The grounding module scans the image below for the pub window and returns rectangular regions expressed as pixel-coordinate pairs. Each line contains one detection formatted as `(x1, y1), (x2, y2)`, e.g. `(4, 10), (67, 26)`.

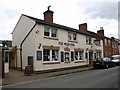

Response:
(75, 51), (78, 60)
(44, 27), (50, 37)
(43, 49), (58, 61)
(86, 36), (92, 44)
(37, 51), (42, 60)
(51, 28), (57, 38)
(75, 51), (83, 60)
(52, 50), (58, 61)
(43, 49), (50, 61)
(68, 32), (72, 41)
(89, 38), (92, 44)
(79, 51), (83, 60)
(73, 33), (77, 41)
(68, 32), (77, 41)
(44, 26), (58, 38)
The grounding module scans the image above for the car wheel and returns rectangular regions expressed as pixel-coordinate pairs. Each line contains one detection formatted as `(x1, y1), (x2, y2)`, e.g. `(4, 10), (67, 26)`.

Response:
(105, 64), (109, 69)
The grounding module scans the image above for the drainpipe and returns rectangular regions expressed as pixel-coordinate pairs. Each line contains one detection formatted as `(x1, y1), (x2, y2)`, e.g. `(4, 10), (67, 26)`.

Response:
(20, 23), (37, 71)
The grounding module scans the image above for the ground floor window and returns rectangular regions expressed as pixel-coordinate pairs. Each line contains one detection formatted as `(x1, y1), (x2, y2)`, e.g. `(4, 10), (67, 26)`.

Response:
(43, 49), (58, 61)
(52, 50), (58, 61)
(75, 51), (83, 60)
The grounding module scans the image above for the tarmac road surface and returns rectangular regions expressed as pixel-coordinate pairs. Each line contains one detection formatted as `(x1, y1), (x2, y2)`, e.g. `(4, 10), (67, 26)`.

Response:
(3, 66), (119, 88)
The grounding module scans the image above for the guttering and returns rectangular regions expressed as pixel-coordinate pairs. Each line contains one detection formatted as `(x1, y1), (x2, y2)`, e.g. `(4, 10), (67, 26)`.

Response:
(20, 23), (37, 71)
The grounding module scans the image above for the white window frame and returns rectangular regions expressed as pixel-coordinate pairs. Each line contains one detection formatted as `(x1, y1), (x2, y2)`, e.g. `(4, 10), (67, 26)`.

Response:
(75, 51), (83, 61)
(68, 32), (77, 41)
(44, 26), (58, 38)
(43, 49), (59, 61)
(86, 36), (92, 44)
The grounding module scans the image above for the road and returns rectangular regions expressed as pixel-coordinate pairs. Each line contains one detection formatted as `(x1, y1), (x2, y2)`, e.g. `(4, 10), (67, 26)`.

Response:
(3, 66), (119, 88)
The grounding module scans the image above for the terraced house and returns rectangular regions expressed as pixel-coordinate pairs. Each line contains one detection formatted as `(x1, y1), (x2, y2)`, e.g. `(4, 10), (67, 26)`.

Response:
(11, 7), (103, 72)
(97, 29), (119, 58)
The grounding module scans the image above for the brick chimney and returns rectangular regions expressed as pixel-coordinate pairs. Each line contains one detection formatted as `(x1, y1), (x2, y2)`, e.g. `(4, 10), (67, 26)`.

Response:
(43, 6), (54, 23)
(79, 23), (87, 32)
(97, 27), (104, 36)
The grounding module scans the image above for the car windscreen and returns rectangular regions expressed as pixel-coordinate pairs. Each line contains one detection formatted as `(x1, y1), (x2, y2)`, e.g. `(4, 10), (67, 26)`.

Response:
(94, 58), (103, 61)
(111, 57), (117, 60)
(103, 58), (108, 61)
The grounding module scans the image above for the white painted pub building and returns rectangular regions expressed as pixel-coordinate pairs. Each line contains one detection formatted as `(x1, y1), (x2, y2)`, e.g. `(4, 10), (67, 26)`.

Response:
(11, 7), (103, 71)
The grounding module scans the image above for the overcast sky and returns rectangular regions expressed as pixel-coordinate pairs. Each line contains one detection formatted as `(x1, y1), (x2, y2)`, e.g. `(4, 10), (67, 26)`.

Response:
(0, 0), (119, 40)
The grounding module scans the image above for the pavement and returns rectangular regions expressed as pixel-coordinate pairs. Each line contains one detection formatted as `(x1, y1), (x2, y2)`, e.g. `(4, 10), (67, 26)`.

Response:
(2, 65), (93, 87)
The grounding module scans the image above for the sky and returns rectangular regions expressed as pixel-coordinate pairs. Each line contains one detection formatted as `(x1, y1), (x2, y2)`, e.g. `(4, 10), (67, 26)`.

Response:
(0, 0), (119, 40)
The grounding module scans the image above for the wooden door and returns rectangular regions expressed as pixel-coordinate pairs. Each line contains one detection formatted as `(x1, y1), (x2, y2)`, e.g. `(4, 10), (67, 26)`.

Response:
(28, 56), (33, 71)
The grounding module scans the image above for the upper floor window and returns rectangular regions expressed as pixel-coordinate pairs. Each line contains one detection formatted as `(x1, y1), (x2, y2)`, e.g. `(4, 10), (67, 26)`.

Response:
(44, 27), (50, 36)
(94, 39), (101, 46)
(105, 39), (107, 46)
(86, 36), (92, 44)
(108, 39), (111, 46)
(51, 28), (57, 37)
(112, 41), (114, 48)
(68, 32), (77, 41)
(44, 26), (57, 38)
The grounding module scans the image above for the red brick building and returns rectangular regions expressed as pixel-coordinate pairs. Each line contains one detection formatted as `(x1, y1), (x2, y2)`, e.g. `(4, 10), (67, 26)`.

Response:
(97, 28), (119, 58)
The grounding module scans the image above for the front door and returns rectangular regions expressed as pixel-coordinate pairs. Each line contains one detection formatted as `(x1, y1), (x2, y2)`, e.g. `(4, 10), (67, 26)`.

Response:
(65, 52), (69, 62)
(28, 56), (33, 71)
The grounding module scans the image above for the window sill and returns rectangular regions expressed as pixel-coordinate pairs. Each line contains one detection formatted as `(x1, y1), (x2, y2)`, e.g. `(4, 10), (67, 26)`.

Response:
(64, 61), (71, 63)
(95, 44), (101, 46)
(74, 60), (84, 63)
(43, 61), (60, 65)
(44, 36), (59, 40)
(68, 40), (78, 43)
(86, 43), (92, 45)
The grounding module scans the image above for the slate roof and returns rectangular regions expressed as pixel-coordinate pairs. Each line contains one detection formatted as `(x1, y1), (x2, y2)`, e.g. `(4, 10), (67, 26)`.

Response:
(23, 14), (103, 39)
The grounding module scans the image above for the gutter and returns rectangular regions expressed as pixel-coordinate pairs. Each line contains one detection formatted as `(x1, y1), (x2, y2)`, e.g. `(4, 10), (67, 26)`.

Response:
(20, 23), (37, 71)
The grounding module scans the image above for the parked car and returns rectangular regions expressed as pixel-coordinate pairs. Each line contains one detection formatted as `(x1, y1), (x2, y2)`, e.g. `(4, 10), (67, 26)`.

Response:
(93, 57), (115, 69)
(111, 55), (120, 66)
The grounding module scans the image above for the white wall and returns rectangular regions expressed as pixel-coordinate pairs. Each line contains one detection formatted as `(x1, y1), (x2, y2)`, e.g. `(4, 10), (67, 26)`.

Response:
(12, 15), (103, 71)
(22, 25), (36, 69)
(32, 24), (103, 71)
(12, 15), (35, 68)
